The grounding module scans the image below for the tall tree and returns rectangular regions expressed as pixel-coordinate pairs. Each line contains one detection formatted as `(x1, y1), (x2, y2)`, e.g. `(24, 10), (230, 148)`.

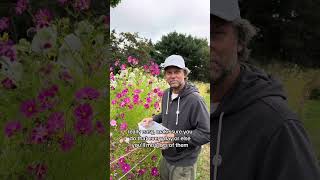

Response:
(155, 32), (210, 82)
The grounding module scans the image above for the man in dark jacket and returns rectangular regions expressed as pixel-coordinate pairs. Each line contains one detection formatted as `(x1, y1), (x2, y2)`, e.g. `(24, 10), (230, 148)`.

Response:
(142, 54), (210, 180)
(211, 0), (320, 180)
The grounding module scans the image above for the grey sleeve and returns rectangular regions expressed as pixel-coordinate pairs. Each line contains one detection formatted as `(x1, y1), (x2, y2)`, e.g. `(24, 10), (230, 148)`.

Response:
(175, 97), (210, 146)
(256, 119), (320, 180)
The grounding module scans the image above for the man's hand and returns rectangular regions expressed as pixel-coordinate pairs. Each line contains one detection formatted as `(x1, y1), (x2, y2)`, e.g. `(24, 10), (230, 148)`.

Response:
(141, 117), (153, 127)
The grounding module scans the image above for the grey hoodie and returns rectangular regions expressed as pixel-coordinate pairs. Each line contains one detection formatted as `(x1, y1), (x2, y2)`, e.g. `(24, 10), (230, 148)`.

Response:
(211, 63), (320, 180)
(153, 82), (210, 166)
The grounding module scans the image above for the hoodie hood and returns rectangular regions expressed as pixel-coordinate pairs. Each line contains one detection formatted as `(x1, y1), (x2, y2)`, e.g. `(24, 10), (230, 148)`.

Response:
(212, 63), (287, 118)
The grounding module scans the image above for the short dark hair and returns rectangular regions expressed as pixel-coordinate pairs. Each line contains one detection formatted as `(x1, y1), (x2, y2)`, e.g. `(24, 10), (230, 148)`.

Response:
(232, 18), (257, 62)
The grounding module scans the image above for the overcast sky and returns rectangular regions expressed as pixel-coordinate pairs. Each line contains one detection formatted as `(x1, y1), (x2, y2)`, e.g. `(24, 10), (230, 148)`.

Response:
(111, 0), (210, 43)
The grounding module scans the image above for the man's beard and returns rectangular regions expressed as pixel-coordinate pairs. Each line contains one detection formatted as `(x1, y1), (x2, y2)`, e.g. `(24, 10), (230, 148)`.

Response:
(211, 58), (237, 85)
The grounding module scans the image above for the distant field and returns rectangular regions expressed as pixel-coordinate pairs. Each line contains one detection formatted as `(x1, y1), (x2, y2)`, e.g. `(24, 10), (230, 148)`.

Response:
(258, 62), (320, 159)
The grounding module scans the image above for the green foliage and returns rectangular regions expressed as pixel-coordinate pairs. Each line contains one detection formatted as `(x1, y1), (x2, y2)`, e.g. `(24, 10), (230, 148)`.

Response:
(155, 32), (210, 82)
(0, 2), (108, 179)
(240, 0), (320, 67)
(110, 0), (122, 8)
(110, 30), (157, 65)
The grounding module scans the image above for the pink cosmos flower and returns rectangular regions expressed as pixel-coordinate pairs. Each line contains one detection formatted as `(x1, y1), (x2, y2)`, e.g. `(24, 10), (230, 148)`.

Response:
(120, 101), (126, 108)
(138, 168), (146, 176)
(59, 133), (75, 152)
(74, 119), (93, 135)
(75, 87), (100, 100)
(144, 103), (150, 109)
(127, 56), (139, 65)
(153, 88), (160, 93)
(15, 0), (28, 15)
(114, 60), (120, 66)
(151, 155), (158, 162)
(110, 119), (117, 127)
(38, 85), (59, 110)
(116, 93), (122, 99)
(121, 163), (131, 173)
(123, 97), (130, 104)
(120, 64), (126, 70)
(151, 167), (159, 176)
(149, 61), (160, 76)
(20, 99), (38, 118)
(0, 39), (17, 62)
(31, 125), (48, 144)
(154, 101), (160, 109)
(46, 112), (64, 134)
(121, 88), (128, 95)
(111, 100), (117, 105)
(74, 103), (93, 121)
(133, 95), (140, 104)
(34, 9), (52, 29)
(1, 77), (16, 89)
(146, 97), (152, 103)
(118, 157), (126, 165)
(0, 17), (9, 32)
(4, 120), (21, 137)
(133, 89), (141, 94)
(120, 122), (128, 131)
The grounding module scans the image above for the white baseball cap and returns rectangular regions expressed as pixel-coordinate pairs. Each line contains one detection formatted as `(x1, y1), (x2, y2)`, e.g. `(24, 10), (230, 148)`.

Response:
(211, 0), (241, 21)
(160, 55), (191, 73)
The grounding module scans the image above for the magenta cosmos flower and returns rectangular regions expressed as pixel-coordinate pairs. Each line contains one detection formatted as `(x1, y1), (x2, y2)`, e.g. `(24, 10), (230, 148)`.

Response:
(46, 112), (64, 134)
(1, 77), (16, 89)
(151, 167), (159, 176)
(0, 39), (17, 62)
(138, 168), (146, 176)
(75, 87), (100, 100)
(38, 85), (59, 110)
(121, 163), (131, 173)
(74, 119), (93, 135)
(31, 125), (48, 144)
(74, 103), (93, 121)
(120, 122), (128, 131)
(15, 0), (28, 15)
(59, 133), (75, 152)
(4, 120), (21, 137)
(20, 99), (38, 118)
(34, 9), (52, 29)
(0, 17), (9, 32)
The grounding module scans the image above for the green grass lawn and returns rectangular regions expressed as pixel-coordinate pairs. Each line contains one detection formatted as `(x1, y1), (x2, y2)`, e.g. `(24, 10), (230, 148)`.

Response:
(302, 100), (320, 159)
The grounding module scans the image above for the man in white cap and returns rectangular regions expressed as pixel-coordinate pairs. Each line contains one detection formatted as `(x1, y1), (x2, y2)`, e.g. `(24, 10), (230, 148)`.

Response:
(211, 0), (320, 180)
(142, 55), (210, 180)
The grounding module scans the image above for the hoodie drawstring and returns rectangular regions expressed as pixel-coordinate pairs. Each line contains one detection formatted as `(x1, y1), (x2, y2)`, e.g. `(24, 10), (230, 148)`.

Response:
(165, 91), (180, 125)
(214, 112), (224, 180)
(165, 91), (170, 114)
(175, 97), (180, 125)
